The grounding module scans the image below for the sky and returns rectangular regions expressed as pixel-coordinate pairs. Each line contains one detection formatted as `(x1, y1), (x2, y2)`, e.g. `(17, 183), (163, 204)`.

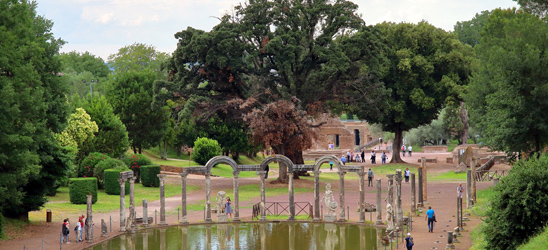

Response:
(36, 0), (519, 61)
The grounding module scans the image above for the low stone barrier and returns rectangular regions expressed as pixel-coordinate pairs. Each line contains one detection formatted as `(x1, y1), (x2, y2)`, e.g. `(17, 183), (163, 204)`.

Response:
(417, 158), (437, 163)
(422, 145), (448, 153)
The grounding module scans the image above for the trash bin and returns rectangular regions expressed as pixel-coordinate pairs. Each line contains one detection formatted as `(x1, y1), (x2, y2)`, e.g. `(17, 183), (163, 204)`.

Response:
(46, 209), (52, 222)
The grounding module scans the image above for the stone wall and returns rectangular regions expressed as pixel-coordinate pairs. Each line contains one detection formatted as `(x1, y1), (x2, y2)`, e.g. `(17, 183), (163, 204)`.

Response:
(422, 145), (448, 153)
(309, 115), (372, 151)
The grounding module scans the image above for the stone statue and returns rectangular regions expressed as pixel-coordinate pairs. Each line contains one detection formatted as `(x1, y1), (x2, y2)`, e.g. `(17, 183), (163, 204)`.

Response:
(385, 198), (394, 230)
(321, 183), (338, 216)
(216, 191), (226, 215)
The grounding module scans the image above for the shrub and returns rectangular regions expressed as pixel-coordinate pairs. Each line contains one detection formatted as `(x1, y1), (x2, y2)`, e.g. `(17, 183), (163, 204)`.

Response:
(0, 213), (3, 238)
(123, 154), (153, 183)
(78, 152), (110, 177)
(69, 178), (98, 204)
(94, 158), (127, 189)
(140, 165), (161, 187)
(193, 137), (222, 165)
(484, 154), (548, 249)
(104, 169), (130, 195)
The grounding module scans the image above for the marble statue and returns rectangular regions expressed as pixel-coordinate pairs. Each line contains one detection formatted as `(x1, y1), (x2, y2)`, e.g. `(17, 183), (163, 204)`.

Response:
(216, 191), (226, 215)
(321, 183), (338, 216)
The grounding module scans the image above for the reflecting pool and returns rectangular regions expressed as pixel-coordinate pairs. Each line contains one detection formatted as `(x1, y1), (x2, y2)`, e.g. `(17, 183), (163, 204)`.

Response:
(87, 222), (383, 250)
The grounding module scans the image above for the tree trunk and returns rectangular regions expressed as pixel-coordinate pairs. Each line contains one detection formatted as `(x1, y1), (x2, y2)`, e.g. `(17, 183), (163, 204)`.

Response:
(162, 141), (168, 160)
(390, 128), (405, 163)
(460, 101), (469, 145)
(132, 145), (137, 154)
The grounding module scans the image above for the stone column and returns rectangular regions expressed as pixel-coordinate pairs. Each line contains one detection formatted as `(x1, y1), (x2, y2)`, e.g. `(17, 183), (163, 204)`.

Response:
(375, 179), (383, 225)
(422, 157), (427, 203)
(259, 171), (267, 222)
(411, 173), (416, 215)
(143, 199), (148, 227)
(494, 177), (500, 186)
(101, 219), (107, 237)
(456, 196), (460, 229)
(288, 172), (295, 221)
(129, 177), (136, 230)
(86, 194), (93, 243)
(358, 170), (366, 223)
(338, 171), (346, 222)
(313, 170), (321, 221)
(118, 178), (126, 232)
(395, 170), (403, 230)
(233, 171), (241, 222)
(205, 173), (212, 223)
(387, 174), (394, 206)
(157, 174), (167, 225)
(466, 170), (472, 208)
(180, 173), (188, 224)
(471, 157), (477, 203)
(446, 231), (454, 249)
(418, 167), (423, 207)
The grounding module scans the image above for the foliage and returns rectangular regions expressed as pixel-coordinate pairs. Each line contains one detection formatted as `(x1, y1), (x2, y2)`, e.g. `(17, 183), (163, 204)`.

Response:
(454, 10), (490, 48)
(140, 165), (161, 187)
(75, 96), (130, 161)
(69, 178), (98, 204)
(465, 8), (548, 156)
(356, 21), (475, 162)
(405, 109), (449, 146)
(514, 0), (548, 17)
(55, 108), (98, 150)
(0, 0), (71, 217)
(484, 154), (548, 249)
(93, 158), (126, 188)
(123, 154), (153, 183)
(107, 43), (169, 78)
(517, 225), (548, 249)
(104, 169), (130, 195)
(107, 71), (169, 154)
(78, 152), (110, 177)
(192, 137), (222, 165)
(58, 51), (110, 98)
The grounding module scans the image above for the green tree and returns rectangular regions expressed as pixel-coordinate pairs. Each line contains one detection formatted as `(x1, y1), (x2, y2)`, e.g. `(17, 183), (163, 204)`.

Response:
(356, 21), (474, 163)
(192, 137), (222, 165)
(454, 10), (491, 48)
(465, 8), (548, 156)
(107, 71), (169, 154)
(108, 43), (169, 79)
(514, 0), (548, 17)
(58, 51), (110, 99)
(0, 0), (71, 217)
(55, 108), (98, 149)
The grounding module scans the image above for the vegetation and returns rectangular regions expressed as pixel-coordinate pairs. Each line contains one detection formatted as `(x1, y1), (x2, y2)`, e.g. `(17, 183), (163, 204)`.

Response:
(141, 165), (162, 187)
(93, 158), (127, 188)
(69, 178), (98, 204)
(123, 154), (153, 183)
(104, 169), (130, 195)
(78, 152), (111, 177)
(192, 137), (222, 165)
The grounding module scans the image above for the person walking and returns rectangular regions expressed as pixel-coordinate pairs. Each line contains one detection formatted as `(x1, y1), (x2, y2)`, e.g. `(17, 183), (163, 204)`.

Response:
(225, 197), (233, 220)
(425, 206), (436, 232)
(341, 155), (347, 165)
(367, 168), (374, 187)
(457, 183), (464, 198)
(405, 233), (414, 250)
(371, 150), (376, 164)
(408, 145), (413, 157)
(361, 150), (365, 163)
(265, 165), (270, 179)
(61, 218), (69, 244)
(76, 217), (83, 242)
(404, 168), (410, 183)
(381, 151), (387, 164)
(402, 145), (406, 157)
(329, 161), (333, 171)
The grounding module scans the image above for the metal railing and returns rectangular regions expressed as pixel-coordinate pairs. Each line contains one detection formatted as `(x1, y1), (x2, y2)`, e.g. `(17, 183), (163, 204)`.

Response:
(252, 202), (313, 219)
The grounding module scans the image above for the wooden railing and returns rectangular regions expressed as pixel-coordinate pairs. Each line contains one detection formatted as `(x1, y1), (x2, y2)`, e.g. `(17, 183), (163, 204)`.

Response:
(355, 138), (380, 151)
(252, 202), (313, 219)
(475, 170), (508, 181)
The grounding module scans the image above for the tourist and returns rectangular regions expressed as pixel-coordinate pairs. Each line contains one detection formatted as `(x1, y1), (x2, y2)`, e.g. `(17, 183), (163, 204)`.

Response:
(381, 151), (387, 164)
(355, 153), (361, 163)
(408, 145), (413, 156)
(329, 161), (333, 171)
(425, 206), (436, 233)
(402, 145), (406, 157)
(367, 168), (374, 187)
(328, 142), (331, 150)
(61, 218), (69, 244)
(346, 151), (351, 162)
(265, 165), (270, 179)
(371, 150), (376, 164)
(350, 151), (354, 163)
(404, 168), (410, 183)
(341, 155), (346, 165)
(457, 183), (464, 198)
(76, 217), (82, 242)
(225, 197), (232, 220)
(361, 150), (365, 163)
(78, 214), (85, 241)
(405, 233), (414, 250)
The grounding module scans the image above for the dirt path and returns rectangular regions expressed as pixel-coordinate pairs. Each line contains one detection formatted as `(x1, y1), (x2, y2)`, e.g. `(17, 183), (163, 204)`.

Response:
(0, 151), (500, 250)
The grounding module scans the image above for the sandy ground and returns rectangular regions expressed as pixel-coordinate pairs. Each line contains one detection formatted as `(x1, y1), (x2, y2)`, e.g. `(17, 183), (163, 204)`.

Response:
(0, 150), (509, 250)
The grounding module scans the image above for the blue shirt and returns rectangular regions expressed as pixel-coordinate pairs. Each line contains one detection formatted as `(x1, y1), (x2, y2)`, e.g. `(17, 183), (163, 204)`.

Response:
(341, 157), (346, 163)
(426, 209), (435, 218)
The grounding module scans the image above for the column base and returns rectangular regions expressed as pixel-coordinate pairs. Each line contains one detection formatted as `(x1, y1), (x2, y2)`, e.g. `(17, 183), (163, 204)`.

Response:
(179, 221), (188, 225)
(233, 218), (241, 222)
(358, 220), (365, 223)
(205, 218), (213, 223)
(119, 228), (126, 232)
(260, 217), (267, 222)
(445, 244), (455, 249)
(159, 221), (168, 226)
(312, 218), (322, 222)
(375, 220), (384, 226)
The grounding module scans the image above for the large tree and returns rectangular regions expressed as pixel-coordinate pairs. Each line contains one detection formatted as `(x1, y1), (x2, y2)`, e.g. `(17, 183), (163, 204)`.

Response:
(514, 0), (548, 17)
(165, 0), (383, 182)
(58, 51), (111, 98)
(356, 21), (474, 163)
(108, 43), (170, 79)
(107, 71), (168, 154)
(0, 0), (70, 217)
(465, 8), (548, 156)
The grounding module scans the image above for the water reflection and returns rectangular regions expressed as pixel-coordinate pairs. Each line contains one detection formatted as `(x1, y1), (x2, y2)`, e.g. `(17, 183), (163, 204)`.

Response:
(88, 223), (382, 250)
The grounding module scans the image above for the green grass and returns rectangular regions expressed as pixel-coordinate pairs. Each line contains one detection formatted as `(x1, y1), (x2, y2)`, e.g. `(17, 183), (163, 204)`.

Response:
(428, 171), (467, 181)
(1, 217), (35, 240)
(33, 182), (200, 221)
(517, 226), (548, 249)
(468, 187), (496, 250)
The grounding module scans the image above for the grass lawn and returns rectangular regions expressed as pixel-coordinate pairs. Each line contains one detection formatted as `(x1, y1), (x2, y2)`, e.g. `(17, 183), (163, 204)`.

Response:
(469, 187), (496, 250)
(31, 183), (200, 221)
(428, 171), (467, 182)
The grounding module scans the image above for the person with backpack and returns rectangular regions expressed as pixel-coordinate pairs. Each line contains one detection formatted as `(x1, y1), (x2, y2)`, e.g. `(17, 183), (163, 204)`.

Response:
(405, 233), (414, 249)
(402, 145), (406, 157)
(61, 218), (69, 244)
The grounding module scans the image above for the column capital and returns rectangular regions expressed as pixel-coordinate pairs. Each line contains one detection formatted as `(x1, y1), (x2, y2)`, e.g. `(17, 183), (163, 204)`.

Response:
(128, 176), (136, 183)
(232, 171), (240, 178)
(179, 172), (188, 178)
(313, 170), (321, 176)
(338, 170), (346, 177)
(358, 171), (366, 178)
(118, 178), (126, 185)
(257, 171), (266, 177)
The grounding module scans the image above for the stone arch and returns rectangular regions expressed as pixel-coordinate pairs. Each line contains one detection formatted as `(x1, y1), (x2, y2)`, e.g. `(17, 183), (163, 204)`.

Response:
(313, 155), (346, 172)
(260, 154), (294, 172)
(204, 156), (238, 174)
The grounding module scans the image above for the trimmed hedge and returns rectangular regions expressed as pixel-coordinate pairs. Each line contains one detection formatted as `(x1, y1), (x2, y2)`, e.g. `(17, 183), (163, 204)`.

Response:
(94, 158), (127, 189)
(193, 137), (221, 165)
(69, 178), (98, 204)
(104, 169), (130, 195)
(141, 165), (161, 187)
(123, 154), (153, 183)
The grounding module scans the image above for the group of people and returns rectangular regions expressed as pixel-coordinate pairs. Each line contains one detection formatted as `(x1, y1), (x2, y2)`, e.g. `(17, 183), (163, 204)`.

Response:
(401, 145), (413, 157)
(340, 150), (388, 165)
(61, 214), (87, 244)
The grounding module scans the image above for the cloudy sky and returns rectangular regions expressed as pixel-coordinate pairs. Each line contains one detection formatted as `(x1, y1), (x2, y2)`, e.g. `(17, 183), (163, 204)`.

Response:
(36, 0), (518, 61)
